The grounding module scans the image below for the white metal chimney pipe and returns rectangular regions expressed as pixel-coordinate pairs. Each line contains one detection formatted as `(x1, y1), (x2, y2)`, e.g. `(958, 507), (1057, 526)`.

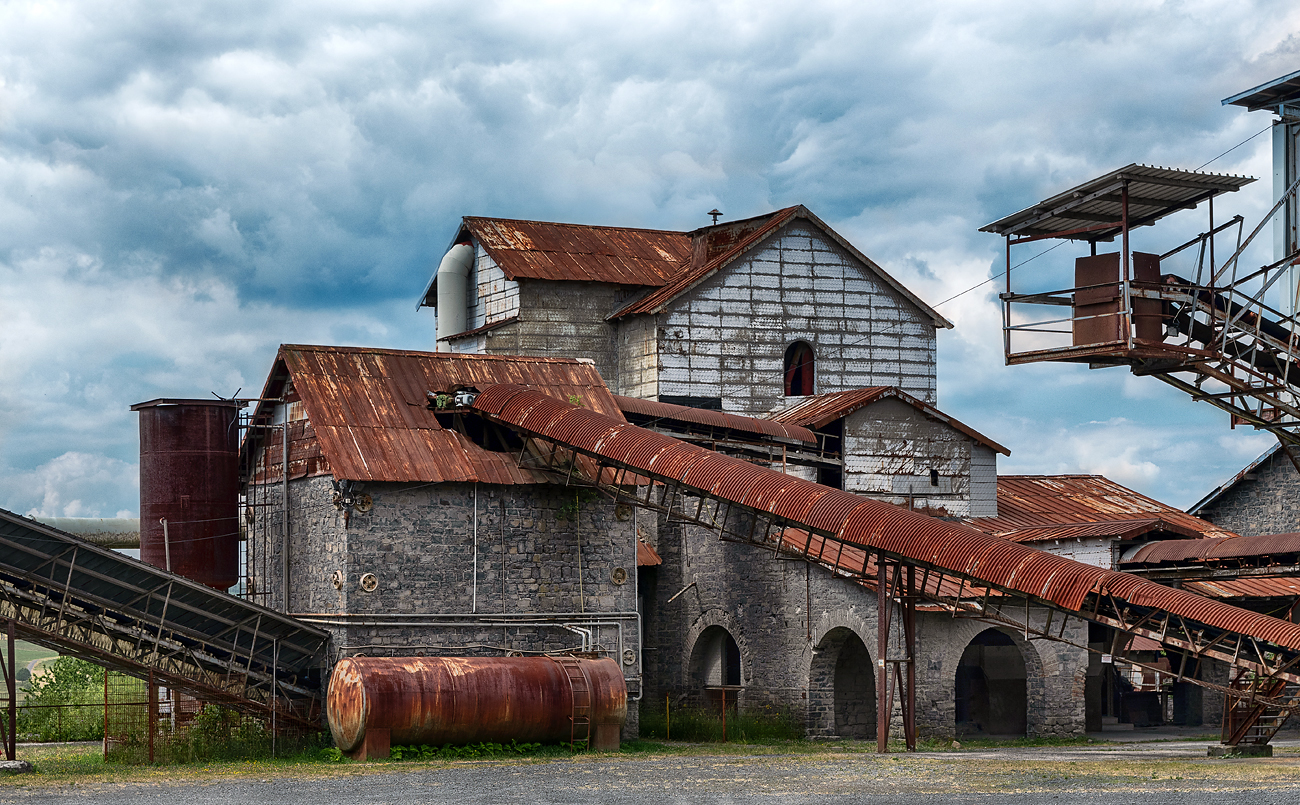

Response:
(434, 243), (475, 351)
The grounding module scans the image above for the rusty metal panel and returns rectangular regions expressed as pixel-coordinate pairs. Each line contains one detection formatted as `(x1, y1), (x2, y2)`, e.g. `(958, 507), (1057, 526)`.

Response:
(463, 217), (691, 286)
(327, 656), (626, 758)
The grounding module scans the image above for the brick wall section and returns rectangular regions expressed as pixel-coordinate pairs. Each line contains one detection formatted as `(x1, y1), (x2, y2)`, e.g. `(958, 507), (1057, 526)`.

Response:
(655, 222), (937, 415)
(640, 516), (1088, 739)
(1195, 449), (1300, 536)
(251, 477), (643, 737)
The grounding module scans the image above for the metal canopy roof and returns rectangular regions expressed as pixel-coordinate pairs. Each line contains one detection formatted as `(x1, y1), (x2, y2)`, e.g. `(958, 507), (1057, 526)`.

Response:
(1223, 69), (1300, 113)
(980, 164), (1254, 242)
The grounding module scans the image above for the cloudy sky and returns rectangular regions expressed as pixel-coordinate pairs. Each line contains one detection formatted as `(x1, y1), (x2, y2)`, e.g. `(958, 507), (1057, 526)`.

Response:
(2, 0), (1298, 518)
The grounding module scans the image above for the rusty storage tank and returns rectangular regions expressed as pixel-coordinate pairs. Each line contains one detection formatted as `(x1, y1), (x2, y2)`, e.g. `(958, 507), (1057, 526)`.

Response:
(327, 656), (627, 759)
(131, 398), (241, 591)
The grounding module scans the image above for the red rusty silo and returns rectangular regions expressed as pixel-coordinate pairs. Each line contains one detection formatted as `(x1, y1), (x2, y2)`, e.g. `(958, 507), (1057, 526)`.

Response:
(130, 398), (241, 591)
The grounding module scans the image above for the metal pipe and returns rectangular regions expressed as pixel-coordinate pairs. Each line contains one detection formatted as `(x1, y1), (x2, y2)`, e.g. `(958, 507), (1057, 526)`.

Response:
(160, 518), (171, 573)
(472, 483), (478, 614)
(281, 419), (289, 613)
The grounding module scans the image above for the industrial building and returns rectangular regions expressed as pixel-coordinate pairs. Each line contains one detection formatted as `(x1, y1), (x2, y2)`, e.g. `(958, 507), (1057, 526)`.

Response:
(11, 184), (1300, 762)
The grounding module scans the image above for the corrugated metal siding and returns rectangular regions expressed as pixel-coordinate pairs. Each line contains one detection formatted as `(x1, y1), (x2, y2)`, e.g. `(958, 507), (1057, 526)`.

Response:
(1125, 532), (1300, 564)
(473, 384), (1300, 652)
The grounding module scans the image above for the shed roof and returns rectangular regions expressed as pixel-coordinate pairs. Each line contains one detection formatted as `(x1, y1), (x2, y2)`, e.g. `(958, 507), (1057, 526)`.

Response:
(611, 206), (951, 328)
(1223, 70), (1300, 113)
(418, 218), (692, 307)
(250, 345), (623, 485)
(769, 387), (1009, 455)
(964, 475), (1237, 543)
(979, 164), (1254, 243)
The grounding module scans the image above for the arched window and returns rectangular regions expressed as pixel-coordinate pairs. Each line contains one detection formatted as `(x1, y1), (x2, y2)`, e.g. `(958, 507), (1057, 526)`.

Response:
(784, 341), (816, 396)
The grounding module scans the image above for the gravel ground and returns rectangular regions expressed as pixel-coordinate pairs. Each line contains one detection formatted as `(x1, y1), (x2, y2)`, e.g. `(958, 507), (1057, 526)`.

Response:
(6, 739), (1300, 804)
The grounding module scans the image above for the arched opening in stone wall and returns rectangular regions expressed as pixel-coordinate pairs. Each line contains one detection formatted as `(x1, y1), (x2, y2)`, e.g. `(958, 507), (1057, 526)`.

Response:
(810, 627), (876, 738)
(955, 628), (1027, 737)
(690, 625), (742, 712)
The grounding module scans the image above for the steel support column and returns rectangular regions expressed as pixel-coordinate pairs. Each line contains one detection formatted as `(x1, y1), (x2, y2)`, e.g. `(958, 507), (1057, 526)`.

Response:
(4, 619), (14, 762)
(876, 555), (890, 753)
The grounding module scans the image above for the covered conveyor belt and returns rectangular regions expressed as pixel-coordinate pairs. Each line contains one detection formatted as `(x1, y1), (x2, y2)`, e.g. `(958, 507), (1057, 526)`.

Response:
(0, 509), (330, 731)
(470, 384), (1300, 748)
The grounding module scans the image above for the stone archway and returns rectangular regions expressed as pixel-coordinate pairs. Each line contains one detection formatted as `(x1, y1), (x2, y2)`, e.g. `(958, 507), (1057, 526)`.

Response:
(689, 624), (743, 713)
(809, 626), (876, 738)
(955, 628), (1028, 737)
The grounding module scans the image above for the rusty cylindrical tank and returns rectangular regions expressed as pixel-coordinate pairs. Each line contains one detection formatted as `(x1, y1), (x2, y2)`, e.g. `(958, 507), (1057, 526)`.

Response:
(327, 656), (627, 759)
(131, 398), (241, 591)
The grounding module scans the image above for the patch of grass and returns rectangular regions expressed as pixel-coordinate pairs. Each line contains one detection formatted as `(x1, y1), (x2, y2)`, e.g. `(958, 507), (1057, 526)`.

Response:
(917, 735), (1099, 750)
(640, 704), (804, 743)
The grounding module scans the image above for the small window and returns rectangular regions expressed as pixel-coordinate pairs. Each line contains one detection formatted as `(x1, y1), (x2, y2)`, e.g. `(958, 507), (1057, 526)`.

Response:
(784, 341), (816, 396)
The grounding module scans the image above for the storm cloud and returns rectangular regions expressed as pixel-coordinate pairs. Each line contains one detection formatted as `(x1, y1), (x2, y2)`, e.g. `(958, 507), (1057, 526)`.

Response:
(3, 0), (1299, 515)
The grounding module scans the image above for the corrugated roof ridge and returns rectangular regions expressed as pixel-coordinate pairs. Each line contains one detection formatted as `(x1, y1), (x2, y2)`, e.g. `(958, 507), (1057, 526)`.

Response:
(610, 206), (801, 318)
(280, 344), (588, 366)
(462, 216), (689, 237)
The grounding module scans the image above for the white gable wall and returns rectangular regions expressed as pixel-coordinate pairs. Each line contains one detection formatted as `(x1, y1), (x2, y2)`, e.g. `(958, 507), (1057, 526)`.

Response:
(652, 222), (937, 416)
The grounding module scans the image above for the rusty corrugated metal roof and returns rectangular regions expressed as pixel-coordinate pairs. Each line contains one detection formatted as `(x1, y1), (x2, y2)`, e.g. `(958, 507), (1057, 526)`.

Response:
(463, 218), (691, 286)
(609, 206), (951, 328)
(964, 475), (1237, 543)
(769, 387), (1009, 455)
(1183, 577), (1300, 600)
(614, 395), (815, 444)
(637, 541), (662, 567)
(472, 384), (1300, 653)
(1124, 532), (1300, 565)
(251, 345), (624, 485)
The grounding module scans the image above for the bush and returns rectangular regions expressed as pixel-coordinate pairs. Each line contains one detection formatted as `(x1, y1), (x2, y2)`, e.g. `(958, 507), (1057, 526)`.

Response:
(640, 703), (804, 743)
(18, 657), (108, 742)
(389, 740), (545, 761)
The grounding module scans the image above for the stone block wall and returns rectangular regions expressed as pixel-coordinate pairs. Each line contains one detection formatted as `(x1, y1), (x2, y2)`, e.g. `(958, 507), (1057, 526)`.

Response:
(1195, 448), (1300, 536)
(250, 477), (643, 737)
(640, 513), (1089, 740)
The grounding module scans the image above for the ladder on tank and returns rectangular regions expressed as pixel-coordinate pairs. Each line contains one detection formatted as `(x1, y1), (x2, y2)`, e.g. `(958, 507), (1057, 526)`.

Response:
(556, 656), (591, 748)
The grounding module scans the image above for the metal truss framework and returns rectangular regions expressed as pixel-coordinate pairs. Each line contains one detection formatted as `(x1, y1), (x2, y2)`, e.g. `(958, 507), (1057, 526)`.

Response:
(0, 511), (330, 730)
(509, 434), (1300, 748)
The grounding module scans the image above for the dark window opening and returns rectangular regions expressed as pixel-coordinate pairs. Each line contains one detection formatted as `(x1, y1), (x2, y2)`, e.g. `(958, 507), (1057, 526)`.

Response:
(436, 412), (526, 454)
(784, 342), (816, 396)
(658, 395), (723, 410)
(930, 469), (940, 487)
